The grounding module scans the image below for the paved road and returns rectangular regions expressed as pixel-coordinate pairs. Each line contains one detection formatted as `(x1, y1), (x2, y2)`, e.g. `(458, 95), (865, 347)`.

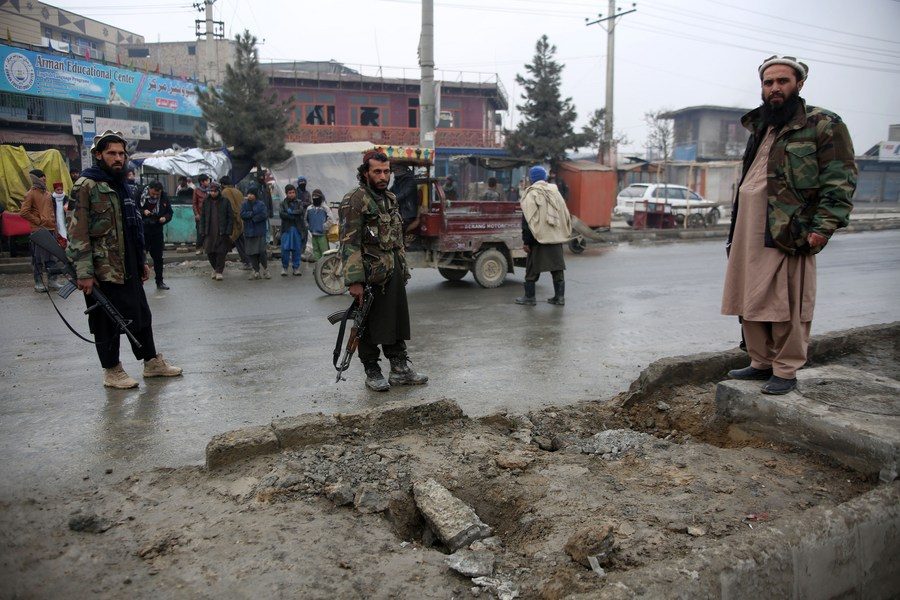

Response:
(1, 230), (898, 499)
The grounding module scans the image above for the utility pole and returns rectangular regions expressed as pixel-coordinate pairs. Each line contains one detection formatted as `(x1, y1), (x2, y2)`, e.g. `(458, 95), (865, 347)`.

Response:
(419, 0), (436, 149)
(193, 0), (223, 83)
(586, 2), (636, 166)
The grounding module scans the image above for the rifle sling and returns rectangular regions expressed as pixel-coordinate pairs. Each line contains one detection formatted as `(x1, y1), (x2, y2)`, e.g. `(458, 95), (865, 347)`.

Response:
(40, 274), (129, 347)
(333, 298), (357, 370)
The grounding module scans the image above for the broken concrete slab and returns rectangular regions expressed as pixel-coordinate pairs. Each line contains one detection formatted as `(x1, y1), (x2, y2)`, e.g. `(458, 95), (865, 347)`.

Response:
(205, 426), (280, 470)
(271, 413), (339, 450)
(446, 549), (495, 578)
(412, 478), (492, 552)
(207, 399), (466, 469)
(717, 365), (900, 481)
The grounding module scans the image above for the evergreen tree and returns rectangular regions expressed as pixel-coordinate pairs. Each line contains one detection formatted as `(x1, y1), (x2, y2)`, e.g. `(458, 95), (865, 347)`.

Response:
(196, 30), (292, 169)
(506, 35), (585, 166)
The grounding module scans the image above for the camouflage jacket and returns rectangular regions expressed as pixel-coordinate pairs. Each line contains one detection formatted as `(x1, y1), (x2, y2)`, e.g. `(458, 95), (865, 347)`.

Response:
(66, 177), (128, 283)
(728, 99), (857, 256)
(339, 185), (407, 286)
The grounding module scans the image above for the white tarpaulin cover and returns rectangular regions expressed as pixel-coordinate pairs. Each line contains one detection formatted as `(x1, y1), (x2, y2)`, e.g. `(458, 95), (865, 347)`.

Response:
(271, 141), (372, 207)
(136, 147), (232, 180)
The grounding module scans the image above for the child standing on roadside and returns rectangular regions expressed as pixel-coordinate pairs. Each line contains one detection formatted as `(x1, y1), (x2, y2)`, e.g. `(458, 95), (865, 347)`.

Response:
(306, 189), (331, 260)
(240, 190), (270, 279)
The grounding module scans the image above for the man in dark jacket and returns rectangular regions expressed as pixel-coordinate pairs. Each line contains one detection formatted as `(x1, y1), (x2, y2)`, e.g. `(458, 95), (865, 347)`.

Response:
(192, 174), (209, 254)
(279, 184), (307, 276)
(389, 164), (418, 231)
(200, 181), (233, 280)
(140, 181), (174, 290)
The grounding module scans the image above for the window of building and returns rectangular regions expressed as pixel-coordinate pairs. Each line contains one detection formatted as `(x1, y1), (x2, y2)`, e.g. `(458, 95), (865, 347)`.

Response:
(128, 48), (150, 58)
(349, 96), (389, 127)
(438, 110), (460, 128)
(43, 27), (53, 39)
(303, 104), (336, 126)
(26, 97), (45, 121)
(408, 97), (419, 128)
(60, 33), (70, 43)
(187, 45), (196, 56)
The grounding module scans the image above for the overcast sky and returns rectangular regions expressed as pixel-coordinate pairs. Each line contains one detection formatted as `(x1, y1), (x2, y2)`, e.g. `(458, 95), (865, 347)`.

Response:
(55, 0), (900, 154)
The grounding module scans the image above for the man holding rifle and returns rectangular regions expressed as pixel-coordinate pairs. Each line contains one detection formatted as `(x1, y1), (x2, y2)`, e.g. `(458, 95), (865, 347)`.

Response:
(338, 150), (427, 391)
(68, 130), (182, 389)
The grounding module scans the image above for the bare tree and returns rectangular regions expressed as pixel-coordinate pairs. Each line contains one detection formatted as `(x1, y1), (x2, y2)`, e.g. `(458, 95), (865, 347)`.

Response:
(582, 108), (630, 162)
(644, 110), (673, 182)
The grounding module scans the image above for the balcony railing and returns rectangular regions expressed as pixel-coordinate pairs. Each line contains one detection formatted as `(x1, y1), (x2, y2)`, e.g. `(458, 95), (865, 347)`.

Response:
(286, 126), (505, 149)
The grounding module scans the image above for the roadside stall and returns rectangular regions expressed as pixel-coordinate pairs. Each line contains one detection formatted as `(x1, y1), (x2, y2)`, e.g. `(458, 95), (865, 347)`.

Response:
(131, 147), (232, 244)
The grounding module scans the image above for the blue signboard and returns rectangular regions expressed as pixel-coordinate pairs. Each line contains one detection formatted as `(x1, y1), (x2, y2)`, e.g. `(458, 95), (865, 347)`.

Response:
(0, 43), (207, 118)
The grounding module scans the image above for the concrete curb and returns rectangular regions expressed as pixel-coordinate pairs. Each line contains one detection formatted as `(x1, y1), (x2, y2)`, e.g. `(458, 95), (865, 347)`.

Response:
(620, 321), (900, 408)
(587, 217), (900, 246)
(205, 398), (466, 469)
(593, 482), (900, 599)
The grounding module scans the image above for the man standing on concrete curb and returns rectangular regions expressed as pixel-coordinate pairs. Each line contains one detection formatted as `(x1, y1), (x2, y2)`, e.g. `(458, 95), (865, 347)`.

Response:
(516, 166), (572, 306)
(339, 150), (427, 392)
(68, 130), (183, 389)
(722, 56), (856, 395)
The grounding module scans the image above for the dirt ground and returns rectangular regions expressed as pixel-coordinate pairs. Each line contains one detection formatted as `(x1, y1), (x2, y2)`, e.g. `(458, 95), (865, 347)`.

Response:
(1, 340), (894, 599)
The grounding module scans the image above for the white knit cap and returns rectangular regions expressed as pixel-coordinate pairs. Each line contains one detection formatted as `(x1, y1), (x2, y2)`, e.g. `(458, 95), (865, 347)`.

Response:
(758, 55), (809, 81)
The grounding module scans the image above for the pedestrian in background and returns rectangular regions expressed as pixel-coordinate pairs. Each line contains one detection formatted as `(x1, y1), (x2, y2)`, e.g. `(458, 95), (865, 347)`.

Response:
(200, 181), (233, 281)
(175, 176), (194, 204)
(192, 174), (209, 255)
(722, 55), (856, 395)
(50, 181), (70, 244)
(307, 189), (330, 260)
(140, 181), (174, 290)
(515, 165), (572, 306)
(279, 184), (306, 276)
(19, 169), (61, 292)
(220, 176), (250, 270)
(241, 190), (270, 279)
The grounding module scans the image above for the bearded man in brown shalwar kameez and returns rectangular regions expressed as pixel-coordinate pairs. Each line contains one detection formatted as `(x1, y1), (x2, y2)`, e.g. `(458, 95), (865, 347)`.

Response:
(722, 56), (857, 395)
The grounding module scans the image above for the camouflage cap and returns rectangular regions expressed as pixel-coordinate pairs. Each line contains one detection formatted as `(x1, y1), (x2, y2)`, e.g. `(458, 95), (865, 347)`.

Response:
(758, 55), (808, 81)
(90, 130), (127, 153)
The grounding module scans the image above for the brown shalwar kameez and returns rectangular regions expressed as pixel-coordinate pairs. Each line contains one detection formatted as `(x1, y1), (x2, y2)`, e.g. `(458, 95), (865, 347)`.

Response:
(721, 127), (816, 379)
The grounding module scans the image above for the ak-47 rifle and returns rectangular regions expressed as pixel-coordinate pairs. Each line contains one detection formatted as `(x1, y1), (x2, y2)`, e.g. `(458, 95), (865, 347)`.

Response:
(328, 285), (374, 382)
(30, 227), (142, 348)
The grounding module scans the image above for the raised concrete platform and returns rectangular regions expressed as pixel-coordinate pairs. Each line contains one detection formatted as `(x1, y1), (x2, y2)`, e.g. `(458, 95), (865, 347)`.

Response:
(716, 365), (900, 482)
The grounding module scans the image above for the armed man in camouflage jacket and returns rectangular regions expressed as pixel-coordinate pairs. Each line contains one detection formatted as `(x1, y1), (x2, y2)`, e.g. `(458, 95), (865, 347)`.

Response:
(67, 130), (182, 389)
(722, 56), (857, 395)
(339, 150), (427, 391)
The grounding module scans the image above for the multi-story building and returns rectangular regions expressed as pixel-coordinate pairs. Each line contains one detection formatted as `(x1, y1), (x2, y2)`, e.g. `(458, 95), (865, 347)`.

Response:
(120, 40), (236, 86)
(1, 1), (143, 61)
(663, 105), (751, 162)
(264, 61), (509, 175)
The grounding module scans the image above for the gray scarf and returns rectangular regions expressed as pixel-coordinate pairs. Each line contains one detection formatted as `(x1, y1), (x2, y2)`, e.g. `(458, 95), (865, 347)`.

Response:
(30, 174), (46, 191)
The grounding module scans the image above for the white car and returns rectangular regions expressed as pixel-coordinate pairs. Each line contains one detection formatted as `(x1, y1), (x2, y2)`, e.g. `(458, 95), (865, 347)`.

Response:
(614, 183), (724, 227)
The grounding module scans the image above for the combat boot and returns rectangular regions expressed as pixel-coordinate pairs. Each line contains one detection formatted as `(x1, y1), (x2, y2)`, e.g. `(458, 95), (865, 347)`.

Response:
(388, 356), (428, 386)
(364, 362), (390, 392)
(143, 353), (183, 378)
(515, 281), (536, 305)
(103, 363), (139, 389)
(547, 280), (565, 305)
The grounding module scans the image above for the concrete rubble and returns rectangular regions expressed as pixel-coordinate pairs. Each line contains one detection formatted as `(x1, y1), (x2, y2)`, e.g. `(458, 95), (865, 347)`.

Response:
(412, 478), (493, 552)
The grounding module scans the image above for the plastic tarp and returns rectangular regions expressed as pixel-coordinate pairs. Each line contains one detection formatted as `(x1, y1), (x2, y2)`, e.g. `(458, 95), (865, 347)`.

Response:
(270, 141), (372, 206)
(0, 145), (73, 210)
(133, 147), (232, 180)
